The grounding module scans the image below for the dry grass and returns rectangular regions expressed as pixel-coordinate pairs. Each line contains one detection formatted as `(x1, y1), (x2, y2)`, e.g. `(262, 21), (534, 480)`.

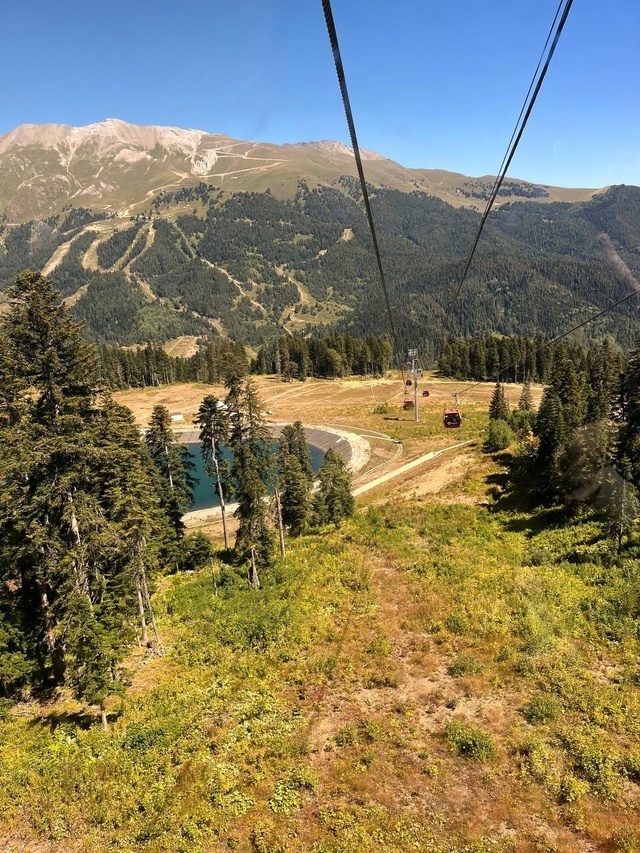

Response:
(114, 372), (541, 430)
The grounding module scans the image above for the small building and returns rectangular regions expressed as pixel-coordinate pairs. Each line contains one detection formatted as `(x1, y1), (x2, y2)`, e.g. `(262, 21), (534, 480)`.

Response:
(170, 411), (184, 423)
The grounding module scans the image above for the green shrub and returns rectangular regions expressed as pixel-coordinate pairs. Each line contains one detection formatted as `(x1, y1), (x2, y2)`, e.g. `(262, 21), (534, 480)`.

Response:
(623, 750), (640, 782)
(612, 828), (640, 853)
(517, 735), (562, 790)
(269, 766), (318, 814)
(366, 634), (392, 658)
(334, 725), (358, 747)
(178, 531), (216, 572)
(559, 774), (590, 804)
(484, 419), (514, 452)
(561, 726), (621, 798)
(445, 720), (496, 761)
(444, 612), (470, 635)
(448, 653), (483, 677)
(522, 695), (561, 725)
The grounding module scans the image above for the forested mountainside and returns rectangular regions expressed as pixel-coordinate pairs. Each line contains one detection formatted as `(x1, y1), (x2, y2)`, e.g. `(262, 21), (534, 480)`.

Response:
(1, 179), (640, 351)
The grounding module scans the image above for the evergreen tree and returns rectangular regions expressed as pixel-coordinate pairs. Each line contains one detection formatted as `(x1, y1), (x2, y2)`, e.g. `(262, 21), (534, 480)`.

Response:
(280, 455), (311, 536)
(145, 405), (195, 535)
(225, 376), (276, 574)
(550, 352), (586, 432)
(314, 449), (354, 528)
(279, 421), (313, 482)
(518, 380), (534, 412)
(488, 382), (509, 421)
(618, 338), (640, 487)
(0, 272), (167, 718)
(195, 395), (231, 550)
(530, 387), (565, 499)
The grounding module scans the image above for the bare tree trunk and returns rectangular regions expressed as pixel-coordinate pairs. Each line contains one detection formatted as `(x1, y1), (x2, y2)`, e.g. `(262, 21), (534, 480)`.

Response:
(100, 697), (109, 731)
(140, 564), (161, 647)
(67, 493), (91, 603)
(137, 579), (148, 645)
(274, 485), (286, 558)
(211, 437), (229, 550)
(275, 343), (282, 378)
(164, 442), (174, 491)
(39, 587), (66, 684)
(249, 547), (260, 588)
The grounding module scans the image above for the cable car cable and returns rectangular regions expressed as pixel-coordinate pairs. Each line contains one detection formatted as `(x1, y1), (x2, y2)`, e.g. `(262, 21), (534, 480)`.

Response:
(450, 0), (575, 307)
(320, 0), (405, 379)
(458, 286), (640, 399)
(485, 0), (564, 208)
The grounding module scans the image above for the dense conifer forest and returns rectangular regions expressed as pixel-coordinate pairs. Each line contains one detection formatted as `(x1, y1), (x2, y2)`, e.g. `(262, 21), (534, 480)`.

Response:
(2, 182), (640, 351)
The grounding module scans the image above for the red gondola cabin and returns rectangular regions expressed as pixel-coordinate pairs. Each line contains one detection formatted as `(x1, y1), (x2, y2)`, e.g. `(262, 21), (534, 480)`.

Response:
(443, 409), (462, 428)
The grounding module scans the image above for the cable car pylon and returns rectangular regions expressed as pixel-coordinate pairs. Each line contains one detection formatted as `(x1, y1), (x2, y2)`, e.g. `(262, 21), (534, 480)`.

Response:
(403, 349), (420, 421)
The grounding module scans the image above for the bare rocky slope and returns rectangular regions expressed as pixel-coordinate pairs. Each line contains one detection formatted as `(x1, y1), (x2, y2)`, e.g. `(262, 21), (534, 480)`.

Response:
(2, 120), (638, 354)
(0, 119), (599, 223)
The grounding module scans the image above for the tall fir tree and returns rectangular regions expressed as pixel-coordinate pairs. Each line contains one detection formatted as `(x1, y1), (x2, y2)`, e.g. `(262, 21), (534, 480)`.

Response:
(280, 455), (312, 536)
(195, 395), (232, 550)
(314, 449), (355, 528)
(0, 272), (168, 719)
(279, 421), (314, 483)
(225, 376), (276, 574)
(145, 405), (195, 535)
(489, 382), (510, 421)
(518, 380), (534, 412)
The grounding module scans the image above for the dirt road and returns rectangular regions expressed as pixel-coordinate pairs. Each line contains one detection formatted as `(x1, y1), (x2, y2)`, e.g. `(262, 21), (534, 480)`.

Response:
(352, 440), (473, 497)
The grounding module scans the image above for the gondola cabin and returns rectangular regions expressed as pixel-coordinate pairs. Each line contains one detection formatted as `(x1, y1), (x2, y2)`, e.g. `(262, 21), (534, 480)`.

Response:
(443, 408), (462, 428)
(422, 389), (430, 397)
(403, 400), (415, 411)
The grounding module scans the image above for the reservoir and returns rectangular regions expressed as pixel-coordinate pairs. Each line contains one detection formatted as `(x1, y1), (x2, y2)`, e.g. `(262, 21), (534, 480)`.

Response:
(186, 442), (326, 511)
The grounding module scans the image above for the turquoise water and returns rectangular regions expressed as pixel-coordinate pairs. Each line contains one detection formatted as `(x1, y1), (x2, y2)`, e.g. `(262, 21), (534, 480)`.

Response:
(186, 443), (325, 511)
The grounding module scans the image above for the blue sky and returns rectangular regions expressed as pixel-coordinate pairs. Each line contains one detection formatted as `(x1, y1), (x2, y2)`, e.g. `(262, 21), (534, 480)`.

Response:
(1, 0), (638, 187)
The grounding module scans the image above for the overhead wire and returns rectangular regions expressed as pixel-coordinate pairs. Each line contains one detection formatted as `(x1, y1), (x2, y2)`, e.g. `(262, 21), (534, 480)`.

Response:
(458, 287), (640, 400)
(485, 0), (564, 207)
(320, 0), (405, 378)
(450, 0), (575, 307)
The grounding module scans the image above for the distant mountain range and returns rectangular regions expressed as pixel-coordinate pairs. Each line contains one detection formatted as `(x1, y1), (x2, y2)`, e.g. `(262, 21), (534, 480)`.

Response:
(1, 119), (639, 356)
(0, 119), (601, 222)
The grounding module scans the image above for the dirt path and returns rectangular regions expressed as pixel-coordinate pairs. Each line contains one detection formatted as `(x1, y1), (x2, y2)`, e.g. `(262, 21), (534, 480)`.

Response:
(352, 440), (473, 497)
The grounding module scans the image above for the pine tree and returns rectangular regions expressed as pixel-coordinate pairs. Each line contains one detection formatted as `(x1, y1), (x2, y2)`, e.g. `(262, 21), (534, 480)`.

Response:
(145, 405), (195, 535)
(314, 449), (354, 528)
(225, 376), (276, 574)
(279, 421), (313, 482)
(549, 352), (586, 432)
(280, 455), (311, 535)
(518, 380), (534, 412)
(618, 338), (640, 487)
(195, 395), (231, 550)
(488, 382), (509, 421)
(0, 272), (167, 717)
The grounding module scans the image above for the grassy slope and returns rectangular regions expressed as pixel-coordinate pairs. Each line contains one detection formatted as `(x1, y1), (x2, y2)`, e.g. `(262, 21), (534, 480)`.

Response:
(1, 448), (640, 852)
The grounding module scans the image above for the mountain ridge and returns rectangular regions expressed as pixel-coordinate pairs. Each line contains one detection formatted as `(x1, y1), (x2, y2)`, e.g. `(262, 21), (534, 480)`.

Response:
(0, 119), (603, 223)
(1, 120), (639, 357)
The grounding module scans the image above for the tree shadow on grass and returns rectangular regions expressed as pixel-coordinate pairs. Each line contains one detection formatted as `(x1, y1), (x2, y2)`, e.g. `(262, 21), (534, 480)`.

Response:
(482, 463), (567, 536)
(28, 708), (97, 732)
(500, 505), (566, 536)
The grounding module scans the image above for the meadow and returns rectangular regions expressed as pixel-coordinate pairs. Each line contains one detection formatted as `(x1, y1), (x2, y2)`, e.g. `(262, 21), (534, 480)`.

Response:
(2, 440), (639, 852)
